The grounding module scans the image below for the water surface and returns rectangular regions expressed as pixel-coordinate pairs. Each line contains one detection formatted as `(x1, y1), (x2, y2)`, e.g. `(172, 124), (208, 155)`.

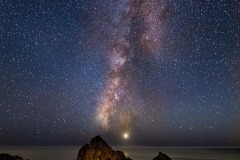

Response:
(1, 146), (239, 160)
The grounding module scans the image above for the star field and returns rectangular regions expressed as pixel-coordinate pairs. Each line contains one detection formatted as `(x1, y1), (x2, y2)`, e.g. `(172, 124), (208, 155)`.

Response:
(0, 0), (240, 146)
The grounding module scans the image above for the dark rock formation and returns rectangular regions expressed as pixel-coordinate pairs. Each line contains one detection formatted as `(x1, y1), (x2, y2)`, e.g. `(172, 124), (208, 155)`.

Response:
(152, 152), (172, 160)
(76, 135), (132, 160)
(76, 135), (172, 160)
(0, 153), (26, 160)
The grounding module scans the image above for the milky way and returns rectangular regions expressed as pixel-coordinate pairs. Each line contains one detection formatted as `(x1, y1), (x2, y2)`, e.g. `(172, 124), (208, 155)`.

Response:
(96, 0), (169, 131)
(1, 0), (239, 146)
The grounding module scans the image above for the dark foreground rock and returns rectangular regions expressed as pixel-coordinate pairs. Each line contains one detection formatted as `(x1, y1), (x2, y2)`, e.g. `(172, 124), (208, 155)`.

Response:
(76, 135), (172, 160)
(0, 153), (27, 160)
(152, 152), (172, 160)
(76, 135), (132, 160)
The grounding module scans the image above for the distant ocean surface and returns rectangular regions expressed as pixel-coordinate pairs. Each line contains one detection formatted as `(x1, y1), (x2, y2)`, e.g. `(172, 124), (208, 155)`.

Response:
(1, 146), (240, 160)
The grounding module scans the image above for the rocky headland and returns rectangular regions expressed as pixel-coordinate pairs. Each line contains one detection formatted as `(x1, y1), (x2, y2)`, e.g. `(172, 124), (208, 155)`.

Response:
(0, 153), (27, 160)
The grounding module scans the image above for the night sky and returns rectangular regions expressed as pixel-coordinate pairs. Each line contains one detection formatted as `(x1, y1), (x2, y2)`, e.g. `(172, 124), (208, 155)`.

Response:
(1, 0), (240, 146)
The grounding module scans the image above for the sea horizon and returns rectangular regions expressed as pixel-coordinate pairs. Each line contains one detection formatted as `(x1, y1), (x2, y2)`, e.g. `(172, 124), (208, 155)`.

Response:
(1, 145), (240, 148)
(1, 146), (240, 160)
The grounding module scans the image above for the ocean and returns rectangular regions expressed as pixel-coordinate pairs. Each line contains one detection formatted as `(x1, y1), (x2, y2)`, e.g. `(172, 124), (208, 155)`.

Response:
(0, 146), (240, 160)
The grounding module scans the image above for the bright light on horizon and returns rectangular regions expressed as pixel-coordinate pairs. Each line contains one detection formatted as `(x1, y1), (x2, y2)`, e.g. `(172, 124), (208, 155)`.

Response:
(123, 132), (129, 139)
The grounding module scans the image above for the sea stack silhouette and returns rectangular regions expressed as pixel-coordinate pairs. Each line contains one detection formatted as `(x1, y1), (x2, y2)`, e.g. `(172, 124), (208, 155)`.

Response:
(76, 135), (132, 160)
(152, 152), (172, 160)
(76, 135), (172, 160)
